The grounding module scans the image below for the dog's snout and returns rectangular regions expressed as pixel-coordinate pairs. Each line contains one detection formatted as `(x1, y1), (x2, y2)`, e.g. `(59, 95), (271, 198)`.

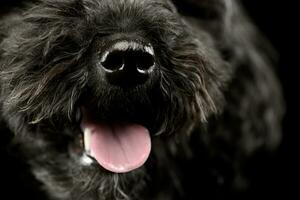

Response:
(100, 40), (155, 87)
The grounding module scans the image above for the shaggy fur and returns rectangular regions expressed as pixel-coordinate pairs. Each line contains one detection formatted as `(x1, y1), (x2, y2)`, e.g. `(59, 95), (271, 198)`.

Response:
(0, 0), (284, 199)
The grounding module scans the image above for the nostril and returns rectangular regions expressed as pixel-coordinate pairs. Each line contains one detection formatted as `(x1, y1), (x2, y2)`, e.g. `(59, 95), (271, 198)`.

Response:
(135, 51), (155, 73)
(101, 51), (125, 72)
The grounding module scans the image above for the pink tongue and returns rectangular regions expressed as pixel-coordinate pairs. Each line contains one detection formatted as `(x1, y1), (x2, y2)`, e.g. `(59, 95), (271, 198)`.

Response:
(81, 116), (151, 173)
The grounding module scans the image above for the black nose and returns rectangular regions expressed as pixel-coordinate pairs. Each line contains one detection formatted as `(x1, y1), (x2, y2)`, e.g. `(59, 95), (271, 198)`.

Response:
(100, 41), (155, 87)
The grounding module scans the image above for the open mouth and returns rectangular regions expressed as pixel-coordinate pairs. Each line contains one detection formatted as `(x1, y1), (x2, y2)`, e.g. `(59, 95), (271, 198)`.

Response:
(79, 107), (152, 173)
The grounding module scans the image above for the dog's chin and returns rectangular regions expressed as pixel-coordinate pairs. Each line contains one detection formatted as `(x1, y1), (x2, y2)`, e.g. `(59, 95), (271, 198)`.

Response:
(69, 106), (153, 174)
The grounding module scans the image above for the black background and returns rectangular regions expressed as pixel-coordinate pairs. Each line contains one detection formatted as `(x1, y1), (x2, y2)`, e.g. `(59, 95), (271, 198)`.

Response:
(242, 0), (298, 198)
(0, 0), (299, 199)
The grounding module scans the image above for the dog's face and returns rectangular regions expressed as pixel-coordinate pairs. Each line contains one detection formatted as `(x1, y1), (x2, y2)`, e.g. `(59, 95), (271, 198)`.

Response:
(1, 0), (229, 198)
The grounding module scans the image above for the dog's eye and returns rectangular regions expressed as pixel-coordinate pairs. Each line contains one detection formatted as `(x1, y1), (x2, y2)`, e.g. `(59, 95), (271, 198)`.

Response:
(171, 0), (224, 19)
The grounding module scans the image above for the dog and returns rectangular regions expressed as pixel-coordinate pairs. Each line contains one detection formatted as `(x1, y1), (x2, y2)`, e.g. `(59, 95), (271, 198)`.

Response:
(0, 0), (284, 199)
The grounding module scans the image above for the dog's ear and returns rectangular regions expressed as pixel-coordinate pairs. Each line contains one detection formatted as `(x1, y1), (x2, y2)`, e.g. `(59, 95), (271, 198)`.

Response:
(172, 0), (227, 20)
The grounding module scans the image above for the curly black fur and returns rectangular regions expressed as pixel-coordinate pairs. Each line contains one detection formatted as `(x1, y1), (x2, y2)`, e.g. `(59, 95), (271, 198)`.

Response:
(0, 0), (284, 199)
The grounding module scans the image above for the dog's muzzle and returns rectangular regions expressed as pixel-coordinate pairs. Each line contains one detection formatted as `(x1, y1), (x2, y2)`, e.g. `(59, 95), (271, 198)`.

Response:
(99, 40), (155, 87)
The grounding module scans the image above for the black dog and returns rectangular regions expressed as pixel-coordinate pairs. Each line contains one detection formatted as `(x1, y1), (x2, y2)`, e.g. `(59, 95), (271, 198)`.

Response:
(0, 0), (284, 199)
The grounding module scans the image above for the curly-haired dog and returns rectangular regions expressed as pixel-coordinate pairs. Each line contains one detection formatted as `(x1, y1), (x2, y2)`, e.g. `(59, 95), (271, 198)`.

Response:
(0, 0), (284, 199)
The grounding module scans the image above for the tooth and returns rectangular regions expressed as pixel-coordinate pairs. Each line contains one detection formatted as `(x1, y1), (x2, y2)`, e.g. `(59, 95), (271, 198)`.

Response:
(84, 128), (91, 154)
(80, 154), (93, 166)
